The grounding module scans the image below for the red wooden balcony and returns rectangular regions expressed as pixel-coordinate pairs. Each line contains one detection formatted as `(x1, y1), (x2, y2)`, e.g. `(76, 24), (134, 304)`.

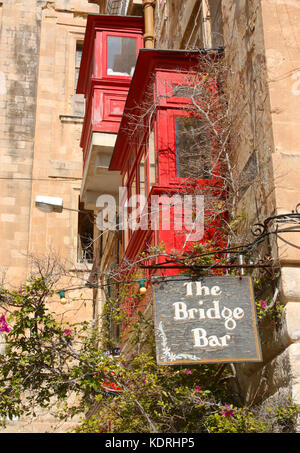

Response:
(76, 14), (144, 209)
(109, 49), (225, 262)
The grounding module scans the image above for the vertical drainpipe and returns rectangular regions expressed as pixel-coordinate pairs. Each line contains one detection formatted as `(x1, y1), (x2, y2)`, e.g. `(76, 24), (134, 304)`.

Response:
(202, 0), (212, 49)
(142, 0), (155, 48)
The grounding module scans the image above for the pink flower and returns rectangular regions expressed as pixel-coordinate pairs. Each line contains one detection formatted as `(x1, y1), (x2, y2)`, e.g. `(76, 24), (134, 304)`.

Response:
(0, 315), (11, 333)
(63, 329), (73, 336)
(259, 300), (267, 309)
(195, 385), (202, 393)
(185, 369), (192, 375)
(18, 289), (22, 294)
(221, 404), (235, 418)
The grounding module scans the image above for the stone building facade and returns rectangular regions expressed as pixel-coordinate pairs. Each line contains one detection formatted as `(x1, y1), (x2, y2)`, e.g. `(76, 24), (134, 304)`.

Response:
(221, 0), (300, 416)
(0, 0), (98, 432)
(1, 0), (300, 432)
(0, 0), (98, 316)
(156, 0), (300, 425)
(87, 0), (300, 429)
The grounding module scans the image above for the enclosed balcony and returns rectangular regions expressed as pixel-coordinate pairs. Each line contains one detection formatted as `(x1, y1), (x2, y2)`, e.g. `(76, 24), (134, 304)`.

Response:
(109, 48), (224, 261)
(76, 14), (144, 209)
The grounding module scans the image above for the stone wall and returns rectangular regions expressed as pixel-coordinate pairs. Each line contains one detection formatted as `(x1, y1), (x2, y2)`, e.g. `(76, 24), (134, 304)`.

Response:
(154, 0), (300, 429)
(0, 0), (43, 285)
(220, 0), (300, 426)
(0, 0), (98, 287)
(260, 0), (300, 427)
(0, 0), (98, 433)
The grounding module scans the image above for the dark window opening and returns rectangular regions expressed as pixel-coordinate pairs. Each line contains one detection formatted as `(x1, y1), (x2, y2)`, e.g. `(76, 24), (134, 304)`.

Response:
(175, 116), (211, 179)
(98, 233), (103, 259)
(75, 42), (83, 89)
(74, 42), (85, 117)
(173, 85), (195, 98)
(107, 0), (122, 15)
(77, 200), (94, 263)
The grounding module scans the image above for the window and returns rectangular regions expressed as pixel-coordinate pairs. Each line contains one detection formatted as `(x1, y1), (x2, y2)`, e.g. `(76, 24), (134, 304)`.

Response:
(175, 116), (211, 179)
(128, 175), (136, 235)
(107, 0), (122, 15)
(148, 131), (156, 190)
(77, 200), (94, 263)
(173, 84), (194, 98)
(139, 155), (146, 199)
(75, 42), (83, 89)
(138, 154), (147, 220)
(73, 42), (85, 116)
(0, 332), (5, 355)
(107, 36), (137, 76)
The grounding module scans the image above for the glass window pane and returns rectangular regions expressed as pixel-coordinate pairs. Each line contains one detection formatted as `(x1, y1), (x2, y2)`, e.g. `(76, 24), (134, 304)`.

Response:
(75, 42), (83, 87)
(76, 43), (83, 68)
(77, 200), (94, 263)
(139, 155), (145, 198)
(107, 36), (137, 76)
(149, 131), (155, 189)
(173, 84), (194, 97)
(131, 176), (136, 198)
(175, 117), (211, 179)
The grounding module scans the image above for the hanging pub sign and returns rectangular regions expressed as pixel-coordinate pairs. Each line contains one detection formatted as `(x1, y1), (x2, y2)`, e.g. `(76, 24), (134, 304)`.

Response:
(152, 276), (262, 365)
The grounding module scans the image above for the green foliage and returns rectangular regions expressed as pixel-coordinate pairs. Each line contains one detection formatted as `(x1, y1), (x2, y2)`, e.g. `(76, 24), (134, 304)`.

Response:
(253, 276), (284, 326)
(75, 354), (267, 433)
(270, 400), (299, 432)
(0, 276), (118, 424)
(206, 407), (266, 433)
(181, 240), (226, 277)
(255, 298), (284, 324)
(0, 272), (297, 433)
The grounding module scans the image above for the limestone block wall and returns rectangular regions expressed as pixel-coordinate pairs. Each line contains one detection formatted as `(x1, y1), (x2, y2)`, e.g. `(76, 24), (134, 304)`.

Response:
(260, 0), (300, 264)
(0, 0), (43, 285)
(29, 1), (90, 264)
(0, 0), (99, 434)
(27, 1), (98, 329)
(155, 0), (223, 50)
(221, 0), (276, 234)
(0, 0), (97, 288)
(220, 0), (278, 404)
(221, 0), (300, 425)
(154, 0), (300, 426)
(260, 0), (300, 424)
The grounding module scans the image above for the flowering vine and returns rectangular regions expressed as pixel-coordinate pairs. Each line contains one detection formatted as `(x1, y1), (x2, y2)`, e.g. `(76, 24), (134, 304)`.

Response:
(0, 314), (11, 333)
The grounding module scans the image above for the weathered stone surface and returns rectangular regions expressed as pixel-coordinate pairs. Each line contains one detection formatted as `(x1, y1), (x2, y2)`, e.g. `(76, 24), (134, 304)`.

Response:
(0, 0), (97, 433)
(0, 0), (98, 286)
(281, 268), (300, 302)
(153, 1), (300, 426)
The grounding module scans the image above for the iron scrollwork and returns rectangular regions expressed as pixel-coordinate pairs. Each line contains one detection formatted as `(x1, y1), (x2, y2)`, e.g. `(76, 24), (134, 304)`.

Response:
(252, 203), (300, 244)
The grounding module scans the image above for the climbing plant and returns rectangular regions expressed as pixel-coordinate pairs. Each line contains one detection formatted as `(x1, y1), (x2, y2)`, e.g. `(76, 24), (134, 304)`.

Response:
(0, 259), (296, 433)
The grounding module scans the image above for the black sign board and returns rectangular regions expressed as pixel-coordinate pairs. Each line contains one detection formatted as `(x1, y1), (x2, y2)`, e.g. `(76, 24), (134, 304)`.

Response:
(152, 276), (262, 365)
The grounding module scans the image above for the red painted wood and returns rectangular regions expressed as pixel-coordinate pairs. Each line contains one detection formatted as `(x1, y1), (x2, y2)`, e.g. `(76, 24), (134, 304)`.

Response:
(76, 15), (144, 172)
(109, 49), (225, 270)
(77, 15), (144, 95)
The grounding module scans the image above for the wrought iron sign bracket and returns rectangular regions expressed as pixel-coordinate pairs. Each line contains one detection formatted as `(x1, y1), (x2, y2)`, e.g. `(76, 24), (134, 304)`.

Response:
(252, 203), (300, 240)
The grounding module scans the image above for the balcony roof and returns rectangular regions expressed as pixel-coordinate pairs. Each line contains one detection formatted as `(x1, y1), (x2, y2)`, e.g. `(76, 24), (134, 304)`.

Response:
(109, 48), (223, 172)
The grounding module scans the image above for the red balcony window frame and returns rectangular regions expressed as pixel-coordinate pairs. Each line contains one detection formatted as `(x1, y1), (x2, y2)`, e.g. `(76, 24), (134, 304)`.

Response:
(101, 31), (143, 80)
(109, 49), (225, 260)
(155, 108), (221, 190)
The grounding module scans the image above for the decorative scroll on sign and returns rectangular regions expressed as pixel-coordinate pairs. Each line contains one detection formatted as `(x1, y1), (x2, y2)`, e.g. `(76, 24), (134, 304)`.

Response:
(152, 276), (262, 365)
